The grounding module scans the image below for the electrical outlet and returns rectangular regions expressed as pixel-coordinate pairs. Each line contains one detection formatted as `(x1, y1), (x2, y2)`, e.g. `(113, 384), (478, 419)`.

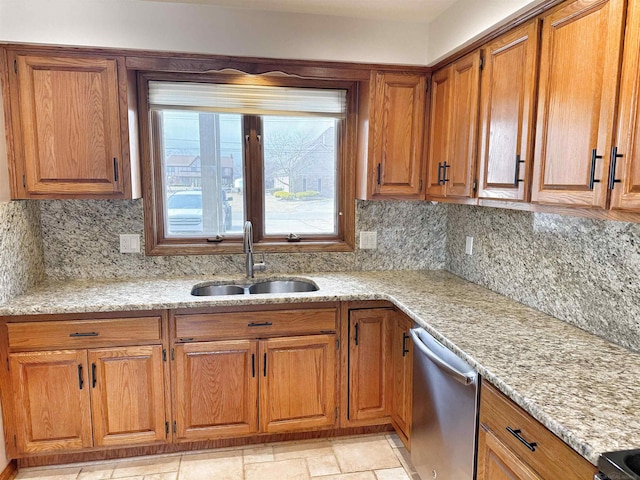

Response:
(359, 231), (377, 250)
(465, 236), (474, 255)
(120, 234), (141, 253)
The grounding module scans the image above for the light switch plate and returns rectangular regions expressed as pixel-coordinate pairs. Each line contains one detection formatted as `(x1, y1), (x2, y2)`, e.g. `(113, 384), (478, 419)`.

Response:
(465, 236), (474, 255)
(120, 234), (141, 253)
(359, 231), (377, 250)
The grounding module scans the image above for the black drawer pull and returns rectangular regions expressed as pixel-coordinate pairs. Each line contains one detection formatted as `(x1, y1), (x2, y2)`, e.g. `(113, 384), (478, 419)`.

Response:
(248, 322), (273, 327)
(506, 426), (537, 452)
(91, 363), (97, 388)
(70, 332), (99, 337)
(402, 332), (410, 357)
(78, 364), (84, 390)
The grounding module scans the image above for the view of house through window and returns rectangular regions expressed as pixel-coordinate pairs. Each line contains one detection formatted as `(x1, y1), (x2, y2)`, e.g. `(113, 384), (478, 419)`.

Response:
(263, 116), (338, 236)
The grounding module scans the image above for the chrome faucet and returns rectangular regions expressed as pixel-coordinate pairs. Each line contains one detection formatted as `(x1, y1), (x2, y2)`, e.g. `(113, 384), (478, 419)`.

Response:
(243, 221), (266, 278)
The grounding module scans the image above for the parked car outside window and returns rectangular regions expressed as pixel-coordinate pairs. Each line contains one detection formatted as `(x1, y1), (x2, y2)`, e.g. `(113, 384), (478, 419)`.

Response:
(166, 190), (232, 235)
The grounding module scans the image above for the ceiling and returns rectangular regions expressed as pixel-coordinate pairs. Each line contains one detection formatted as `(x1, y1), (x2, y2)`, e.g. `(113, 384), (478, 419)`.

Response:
(141, 0), (458, 23)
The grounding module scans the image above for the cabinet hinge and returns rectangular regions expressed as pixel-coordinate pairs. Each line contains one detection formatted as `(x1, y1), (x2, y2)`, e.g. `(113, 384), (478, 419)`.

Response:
(13, 435), (16, 447)
(425, 79), (430, 93)
(13, 60), (17, 74)
(173, 421), (177, 434)
(335, 407), (339, 420)
(479, 54), (485, 71)
(171, 348), (175, 361)
(6, 358), (9, 371)
(22, 175), (26, 188)
(419, 179), (423, 191)
(472, 179), (478, 191)
(165, 421), (169, 436)
(162, 349), (167, 362)
(335, 339), (340, 350)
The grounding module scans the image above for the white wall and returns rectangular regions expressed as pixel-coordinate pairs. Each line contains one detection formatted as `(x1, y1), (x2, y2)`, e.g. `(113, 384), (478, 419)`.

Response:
(426, 0), (547, 64)
(0, 0), (430, 65)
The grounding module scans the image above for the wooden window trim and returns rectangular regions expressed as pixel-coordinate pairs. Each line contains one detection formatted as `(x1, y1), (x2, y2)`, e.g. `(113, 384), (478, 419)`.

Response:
(138, 71), (356, 256)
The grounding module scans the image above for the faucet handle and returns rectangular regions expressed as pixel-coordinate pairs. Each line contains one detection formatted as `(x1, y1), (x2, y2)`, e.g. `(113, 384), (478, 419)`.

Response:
(254, 254), (266, 272)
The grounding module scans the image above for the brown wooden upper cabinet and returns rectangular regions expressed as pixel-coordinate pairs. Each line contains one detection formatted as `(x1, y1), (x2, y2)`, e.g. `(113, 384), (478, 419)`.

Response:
(477, 21), (540, 202)
(3, 51), (140, 199)
(426, 51), (482, 200)
(610, 0), (640, 212)
(357, 71), (427, 200)
(531, 0), (626, 208)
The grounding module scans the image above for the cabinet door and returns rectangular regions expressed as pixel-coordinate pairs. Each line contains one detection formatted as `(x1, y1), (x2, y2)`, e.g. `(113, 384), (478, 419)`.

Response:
(13, 54), (124, 197)
(348, 308), (392, 422)
(426, 66), (452, 198)
(371, 72), (427, 198)
(260, 334), (337, 433)
(447, 51), (482, 198)
(173, 340), (258, 441)
(390, 314), (412, 446)
(89, 346), (167, 447)
(478, 21), (540, 201)
(611, 0), (640, 211)
(10, 350), (92, 453)
(477, 425), (544, 480)
(531, 0), (626, 207)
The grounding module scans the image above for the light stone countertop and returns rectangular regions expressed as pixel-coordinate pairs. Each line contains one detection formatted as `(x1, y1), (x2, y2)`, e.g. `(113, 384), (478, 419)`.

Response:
(0, 269), (637, 466)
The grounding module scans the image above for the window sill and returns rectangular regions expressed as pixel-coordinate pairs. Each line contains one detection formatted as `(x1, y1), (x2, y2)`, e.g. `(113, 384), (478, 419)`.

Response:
(146, 239), (355, 256)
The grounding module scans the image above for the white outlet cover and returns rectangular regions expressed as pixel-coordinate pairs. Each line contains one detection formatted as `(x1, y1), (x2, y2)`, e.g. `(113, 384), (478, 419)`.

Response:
(359, 231), (377, 250)
(465, 236), (474, 255)
(120, 234), (141, 254)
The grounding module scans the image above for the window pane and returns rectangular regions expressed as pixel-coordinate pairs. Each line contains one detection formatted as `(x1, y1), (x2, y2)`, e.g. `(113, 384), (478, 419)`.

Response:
(262, 116), (338, 236)
(159, 110), (244, 237)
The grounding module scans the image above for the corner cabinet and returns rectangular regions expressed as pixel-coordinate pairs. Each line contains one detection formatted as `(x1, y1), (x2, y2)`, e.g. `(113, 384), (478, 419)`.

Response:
(477, 20), (540, 202)
(426, 51), (482, 201)
(344, 304), (413, 448)
(477, 383), (596, 480)
(4, 314), (168, 454)
(1, 50), (141, 199)
(171, 306), (339, 442)
(610, 0), (640, 212)
(357, 71), (428, 200)
(531, 0), (626, 208)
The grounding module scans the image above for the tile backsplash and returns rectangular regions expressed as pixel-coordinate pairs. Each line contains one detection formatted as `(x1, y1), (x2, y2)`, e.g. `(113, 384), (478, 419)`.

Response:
(446, 204), (640, 353)
(40, 199), (447, 280)
(0, 200), (44, 303)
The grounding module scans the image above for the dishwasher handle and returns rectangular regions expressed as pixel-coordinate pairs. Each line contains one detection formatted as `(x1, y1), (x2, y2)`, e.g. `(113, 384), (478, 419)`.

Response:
(410, 328), (475, 386)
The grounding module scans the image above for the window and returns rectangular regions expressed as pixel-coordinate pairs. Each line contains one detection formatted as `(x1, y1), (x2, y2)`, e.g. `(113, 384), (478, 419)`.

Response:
(139, 72), (356, 255)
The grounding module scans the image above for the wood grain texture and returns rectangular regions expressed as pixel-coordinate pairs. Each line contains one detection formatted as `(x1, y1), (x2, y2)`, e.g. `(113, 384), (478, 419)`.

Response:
(89, 346), (167, 447)
(173, 340), (259, 442)
(10, 350), (93, 453)
(369, 72), (426, 199)
(260, 334), (337, 433)
(175, 308), (337, 342)
(348, 308), (392, 423)
(426, 66), (452, 198)
(531, 0), (626, 207)
(14, 54), (122, 196)
(389, 313), (412, 448)
(478, 20), (541, 202)
(447, 51), (482, 198)
(610, 0), (640, 211)
(7, 317), (162, 351)
(477, 425), (544, 480)
(479, 383), (596, 480)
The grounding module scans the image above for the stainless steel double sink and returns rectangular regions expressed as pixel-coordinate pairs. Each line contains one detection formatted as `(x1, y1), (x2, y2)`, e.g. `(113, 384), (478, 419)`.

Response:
(191, 278), (319, 296)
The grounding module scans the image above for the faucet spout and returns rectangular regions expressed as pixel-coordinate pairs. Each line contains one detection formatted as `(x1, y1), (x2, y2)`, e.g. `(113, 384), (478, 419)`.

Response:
(243, 221), (265, 278)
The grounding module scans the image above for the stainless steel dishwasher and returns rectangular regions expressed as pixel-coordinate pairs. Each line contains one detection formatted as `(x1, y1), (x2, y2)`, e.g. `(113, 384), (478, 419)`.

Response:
(410, 327), (480, 480)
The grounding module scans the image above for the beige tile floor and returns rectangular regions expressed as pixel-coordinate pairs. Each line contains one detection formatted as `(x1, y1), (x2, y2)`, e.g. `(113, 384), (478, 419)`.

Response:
(15, 433), (420, 480)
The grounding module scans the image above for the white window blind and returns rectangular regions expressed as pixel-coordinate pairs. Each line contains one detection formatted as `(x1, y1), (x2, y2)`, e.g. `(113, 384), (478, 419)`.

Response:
(149, 81), (347, 118)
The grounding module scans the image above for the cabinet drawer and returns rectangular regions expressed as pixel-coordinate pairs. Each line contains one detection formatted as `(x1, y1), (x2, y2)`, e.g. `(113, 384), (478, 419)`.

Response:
(479, 383), (595, 480)
(175, 308), (337, 341)
(7, 317), (162, 350)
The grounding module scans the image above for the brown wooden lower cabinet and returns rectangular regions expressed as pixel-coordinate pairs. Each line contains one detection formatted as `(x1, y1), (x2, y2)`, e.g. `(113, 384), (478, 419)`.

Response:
(9, 345), (167, 454)
(477, 383), (597, 480)
(173, 340), (259, 442)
